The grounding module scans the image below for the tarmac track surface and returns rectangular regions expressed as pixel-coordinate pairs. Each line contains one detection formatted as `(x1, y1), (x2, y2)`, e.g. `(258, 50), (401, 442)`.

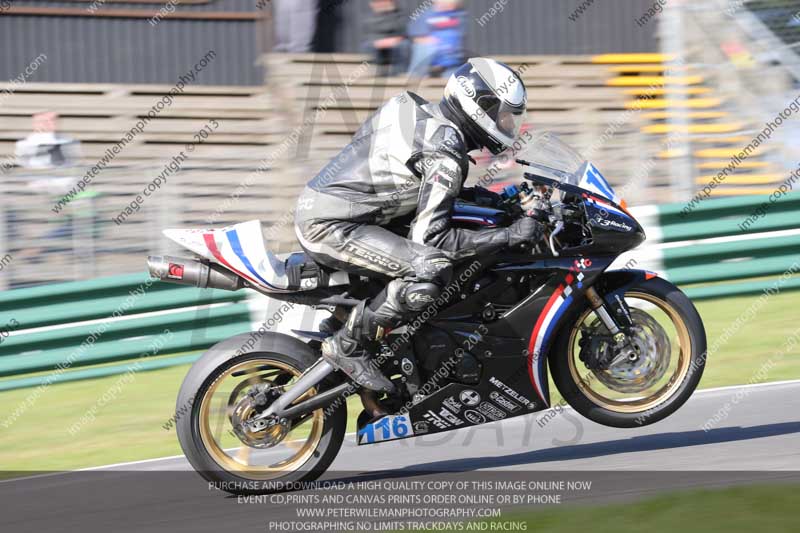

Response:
(3, 381), (799, 532)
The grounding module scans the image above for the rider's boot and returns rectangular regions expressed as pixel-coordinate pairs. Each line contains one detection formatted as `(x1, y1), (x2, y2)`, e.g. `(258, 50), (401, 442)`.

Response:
(319, 315), (342, 335)
(319, 305), (347, 335)
(321, 301), (396, 394)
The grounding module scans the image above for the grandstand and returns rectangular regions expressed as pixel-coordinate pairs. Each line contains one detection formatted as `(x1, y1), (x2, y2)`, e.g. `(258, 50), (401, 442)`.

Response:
(0, 0), (798, 291)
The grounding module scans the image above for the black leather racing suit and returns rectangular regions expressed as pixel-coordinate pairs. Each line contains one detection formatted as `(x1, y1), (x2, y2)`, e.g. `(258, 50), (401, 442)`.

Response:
(294, 91), (517, 336)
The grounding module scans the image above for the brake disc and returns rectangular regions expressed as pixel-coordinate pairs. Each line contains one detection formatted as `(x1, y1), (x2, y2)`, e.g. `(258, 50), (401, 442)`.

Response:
(229, 386), (289, 449)
(584, 309), (672, 394)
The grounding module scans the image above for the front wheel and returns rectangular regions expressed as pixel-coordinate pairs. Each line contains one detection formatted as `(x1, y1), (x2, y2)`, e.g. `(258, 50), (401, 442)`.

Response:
(550, 277), (706, 428)
(176, 334), (347, 494)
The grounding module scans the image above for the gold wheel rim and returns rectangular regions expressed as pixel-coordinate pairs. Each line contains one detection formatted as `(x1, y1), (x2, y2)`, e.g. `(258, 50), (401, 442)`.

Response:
(567, 291), (692, 414)
(198, 359), (324, 480)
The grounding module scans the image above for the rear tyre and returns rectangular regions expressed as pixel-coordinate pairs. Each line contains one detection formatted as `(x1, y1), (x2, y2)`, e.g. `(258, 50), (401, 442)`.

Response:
(550, 277), (706, 428)
(176, 333), (347, 494)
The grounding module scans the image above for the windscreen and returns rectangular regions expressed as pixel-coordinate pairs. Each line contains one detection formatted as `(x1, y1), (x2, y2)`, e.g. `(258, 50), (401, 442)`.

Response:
(516, 131), (619, 202)
(515, 131), (586, 185)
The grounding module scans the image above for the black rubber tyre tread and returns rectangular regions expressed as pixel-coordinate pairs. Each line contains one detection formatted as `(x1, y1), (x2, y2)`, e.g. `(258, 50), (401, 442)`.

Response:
(550, 277), (706, 429)
(176, 332), (347, 494)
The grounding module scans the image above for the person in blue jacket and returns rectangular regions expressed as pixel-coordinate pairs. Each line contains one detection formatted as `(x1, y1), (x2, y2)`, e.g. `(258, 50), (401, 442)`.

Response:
(427, 0), (467, 77)
(407, 3), (436, 77)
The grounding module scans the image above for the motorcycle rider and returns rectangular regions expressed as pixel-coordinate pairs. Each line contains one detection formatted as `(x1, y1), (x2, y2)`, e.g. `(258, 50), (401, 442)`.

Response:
(294, 58), (544, 393)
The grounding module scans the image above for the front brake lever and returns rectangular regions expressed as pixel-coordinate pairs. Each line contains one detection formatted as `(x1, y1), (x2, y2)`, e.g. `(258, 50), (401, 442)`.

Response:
(548, 221), (564, 257)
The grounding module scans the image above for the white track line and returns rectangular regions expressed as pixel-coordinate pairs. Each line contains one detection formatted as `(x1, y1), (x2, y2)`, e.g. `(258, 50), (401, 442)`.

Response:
(77, 453), (189, 471)
(3, 379), (800, 483)
(692, 378), (800, 395)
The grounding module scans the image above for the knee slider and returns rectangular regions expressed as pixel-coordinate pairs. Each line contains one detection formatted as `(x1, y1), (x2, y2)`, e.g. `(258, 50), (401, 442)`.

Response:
(401, 282), (441, 312)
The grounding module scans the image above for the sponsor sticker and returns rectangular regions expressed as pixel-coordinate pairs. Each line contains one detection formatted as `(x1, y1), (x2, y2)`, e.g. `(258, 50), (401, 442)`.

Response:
(407, 292), (435, 305)
(574, 258), (592, 270)
(477, 401), (506, 421)
(596, 217), (633, 232)
(432, 173), (455, 191)
(167, 263), (185, 280)
(438, 406), (464, 426)
(438, 165), (460, 181)
(490, 391), (521, 413)
(413, 421), (429, 434)
(463, 409), (487, 425)
(460, 389), (481, 407)
(343, 242), (403, 272)
(489, 377), (535, 410)
(423, 410), (450, 430)
(443, 396), (462, 414)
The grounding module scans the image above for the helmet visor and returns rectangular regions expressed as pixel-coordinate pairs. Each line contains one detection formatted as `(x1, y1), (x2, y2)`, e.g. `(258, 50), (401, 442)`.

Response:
(477, 95), (527, 144)
(497, 107), (526, 139)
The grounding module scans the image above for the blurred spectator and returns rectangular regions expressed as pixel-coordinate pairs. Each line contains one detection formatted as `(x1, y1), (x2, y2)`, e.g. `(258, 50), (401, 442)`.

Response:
(15, 112), (80, 172)
(314, 0), (344, 53)
(427, 0), (467, 77)
(12, 112), (96, 265)
(273, 0), (318, 53)
(407, 3), (437, 77)
(365, 0), (408, 76)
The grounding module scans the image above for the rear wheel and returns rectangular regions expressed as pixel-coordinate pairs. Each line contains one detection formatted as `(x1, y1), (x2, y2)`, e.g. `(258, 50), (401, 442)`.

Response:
(550, 277), (706, 428)
(176, 336), (346, 494)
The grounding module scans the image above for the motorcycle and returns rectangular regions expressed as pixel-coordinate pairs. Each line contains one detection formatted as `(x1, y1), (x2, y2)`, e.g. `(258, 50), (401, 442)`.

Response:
(147, 132), (706, 493)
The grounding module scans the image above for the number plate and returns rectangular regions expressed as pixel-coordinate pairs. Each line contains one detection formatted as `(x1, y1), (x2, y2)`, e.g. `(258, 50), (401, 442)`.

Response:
(357, 415), (414, 445)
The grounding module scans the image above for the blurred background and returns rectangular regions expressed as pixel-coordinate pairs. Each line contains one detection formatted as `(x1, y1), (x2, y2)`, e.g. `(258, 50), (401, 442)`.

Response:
(0, 0), (798, 503)
(1, 0), (797, 288)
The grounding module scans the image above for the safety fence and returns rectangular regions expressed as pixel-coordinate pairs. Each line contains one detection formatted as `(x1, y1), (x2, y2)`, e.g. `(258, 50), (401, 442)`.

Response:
(625, 191), (800, 300)
(0, 273), (251, 391)
(1, 192), (798, 392)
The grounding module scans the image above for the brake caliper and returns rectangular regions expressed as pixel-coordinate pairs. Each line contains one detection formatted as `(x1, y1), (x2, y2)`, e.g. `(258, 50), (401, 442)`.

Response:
(578, 329), (615, 370)
(230, 384), (289, 448)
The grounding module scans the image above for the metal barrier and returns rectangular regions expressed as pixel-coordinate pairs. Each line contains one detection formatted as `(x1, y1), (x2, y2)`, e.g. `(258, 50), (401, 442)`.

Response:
(633, 191), (800, 300)
(2, 194), (798, 391)
(0, 273), (251, 391)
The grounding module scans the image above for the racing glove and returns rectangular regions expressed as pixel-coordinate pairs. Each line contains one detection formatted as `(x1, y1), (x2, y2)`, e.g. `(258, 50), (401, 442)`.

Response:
(507, 217), (544, 248)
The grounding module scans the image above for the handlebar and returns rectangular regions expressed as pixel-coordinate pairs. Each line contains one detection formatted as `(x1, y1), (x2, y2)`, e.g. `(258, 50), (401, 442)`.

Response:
(500, 177), (581, 257)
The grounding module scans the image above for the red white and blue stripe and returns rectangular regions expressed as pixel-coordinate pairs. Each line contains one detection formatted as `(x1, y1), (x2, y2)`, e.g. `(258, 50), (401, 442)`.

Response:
(586, 195), (628, 218)
(526, 276), (575, 406)
(202, 227), (291, 293)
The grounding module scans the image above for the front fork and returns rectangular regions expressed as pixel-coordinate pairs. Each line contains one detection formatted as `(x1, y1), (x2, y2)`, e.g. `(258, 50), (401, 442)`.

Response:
(584, 286), (638, 366)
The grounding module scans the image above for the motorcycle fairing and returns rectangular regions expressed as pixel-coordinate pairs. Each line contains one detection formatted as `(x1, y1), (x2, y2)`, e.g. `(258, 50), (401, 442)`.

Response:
(163, 220), (293, 292)
(358, 375), (543, 446)
(583, 196), (638, 234)
(358, 414), (414, 445)
(356, 255), (616, 446)
(162, 220), (348, 292)
(578, 162), (623, 205)
(501, 256), (614, 407)
(525, 275), (573, 402)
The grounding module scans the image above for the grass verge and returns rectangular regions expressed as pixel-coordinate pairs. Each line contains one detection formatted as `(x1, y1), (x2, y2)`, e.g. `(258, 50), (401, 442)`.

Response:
(465, 484), (799, 533)
(0, 290), (798, 471)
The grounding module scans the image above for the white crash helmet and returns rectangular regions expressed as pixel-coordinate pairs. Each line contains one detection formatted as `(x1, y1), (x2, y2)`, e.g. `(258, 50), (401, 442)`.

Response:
(441, 57), (528, 155)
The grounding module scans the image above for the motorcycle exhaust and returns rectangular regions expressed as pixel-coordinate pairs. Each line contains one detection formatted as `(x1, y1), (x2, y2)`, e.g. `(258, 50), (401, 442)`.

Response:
(147, 255), (245, 291)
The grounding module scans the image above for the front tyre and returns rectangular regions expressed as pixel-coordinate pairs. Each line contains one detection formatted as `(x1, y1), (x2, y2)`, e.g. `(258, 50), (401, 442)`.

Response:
(176, 333), (346, 494)
(550, 277), (706, 428)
